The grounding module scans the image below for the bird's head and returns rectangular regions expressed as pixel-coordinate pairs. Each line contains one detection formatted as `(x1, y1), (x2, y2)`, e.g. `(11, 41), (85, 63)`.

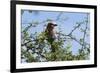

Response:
(47, 22), (57, 29)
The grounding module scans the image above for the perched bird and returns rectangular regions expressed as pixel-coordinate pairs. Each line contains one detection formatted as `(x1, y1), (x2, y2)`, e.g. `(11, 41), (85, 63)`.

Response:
(45, 22), (57, 52)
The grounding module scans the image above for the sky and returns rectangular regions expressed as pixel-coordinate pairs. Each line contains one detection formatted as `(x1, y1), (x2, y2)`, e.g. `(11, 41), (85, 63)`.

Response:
(21, 10), (90, 55)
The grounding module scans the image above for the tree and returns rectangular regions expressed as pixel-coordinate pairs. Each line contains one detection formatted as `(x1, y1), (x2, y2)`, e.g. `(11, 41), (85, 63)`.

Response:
(21, 10), (90, 63)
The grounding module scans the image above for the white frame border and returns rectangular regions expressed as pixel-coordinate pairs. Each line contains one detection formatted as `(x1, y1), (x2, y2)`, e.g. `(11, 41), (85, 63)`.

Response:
(16, 4), (94, 69)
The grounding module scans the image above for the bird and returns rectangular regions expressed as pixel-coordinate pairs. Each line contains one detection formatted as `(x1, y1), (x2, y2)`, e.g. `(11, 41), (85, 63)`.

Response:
(45, 22), (57, 52)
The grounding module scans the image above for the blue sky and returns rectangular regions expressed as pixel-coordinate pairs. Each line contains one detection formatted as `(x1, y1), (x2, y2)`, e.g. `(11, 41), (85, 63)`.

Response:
(21, 10), (90, 55)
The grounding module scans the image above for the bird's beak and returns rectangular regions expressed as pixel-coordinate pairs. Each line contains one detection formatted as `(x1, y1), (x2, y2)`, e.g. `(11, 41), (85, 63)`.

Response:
(54, 24), (57, 26)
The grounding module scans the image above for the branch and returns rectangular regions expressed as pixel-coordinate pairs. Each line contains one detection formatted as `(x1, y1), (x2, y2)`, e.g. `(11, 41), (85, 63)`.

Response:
(81, 15), (89, 50)
(57, 32), (89, 48)
(68, 21), (85, 36)
(55, 12), (63, 21)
